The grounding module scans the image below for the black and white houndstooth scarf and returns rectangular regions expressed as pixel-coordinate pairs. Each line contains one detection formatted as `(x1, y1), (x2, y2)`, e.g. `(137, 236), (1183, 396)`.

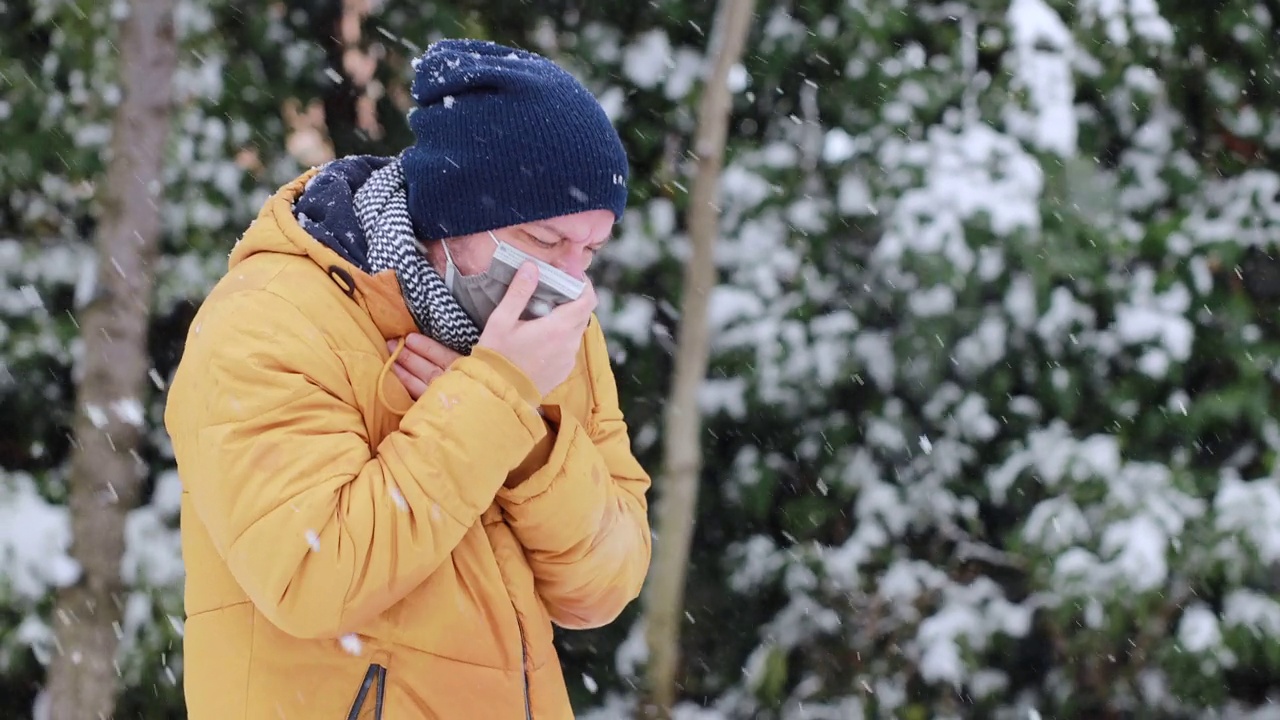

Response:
(353, 160), (481, 355)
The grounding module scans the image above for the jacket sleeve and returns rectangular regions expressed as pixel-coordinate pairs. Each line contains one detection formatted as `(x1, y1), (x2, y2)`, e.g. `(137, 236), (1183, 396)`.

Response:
(495, 317), (653, 629)
(171, 289), (549, 640)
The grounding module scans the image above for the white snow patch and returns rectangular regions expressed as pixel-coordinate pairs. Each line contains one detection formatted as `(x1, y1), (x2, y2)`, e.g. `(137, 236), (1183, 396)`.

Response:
(0, 473), (80, 601)
(615, 619), (649, 678)
(875, 124), (1043, 277)
(1177, 604), (1222, 653)
(122, 505), (185, 587)
(1114, 269), (1193, 377)
(1214, 474), (1280, 564)
(1100, 515), (1168, 592)
(852, 331), (895, 390)
(1223, 590), (1280, 639)
(622, 30), (672, 89)
(915, 578), (1032, 687)
(1005, 0), (1078, 156)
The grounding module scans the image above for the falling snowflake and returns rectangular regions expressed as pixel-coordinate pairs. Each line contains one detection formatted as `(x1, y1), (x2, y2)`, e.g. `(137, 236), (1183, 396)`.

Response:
(340, 634), (364, 656)
(85, 405), (108, 428)
(390, 487), (408, 511)
(305, 530), (321, 552)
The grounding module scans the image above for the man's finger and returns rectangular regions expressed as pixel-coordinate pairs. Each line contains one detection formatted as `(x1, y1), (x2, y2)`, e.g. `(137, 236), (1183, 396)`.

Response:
(488, 262), (539, 328)
(391, 363), (427, 400)
(547, 279), (598, 326)
(395, 346), (445, 384)
(405, 333), (462, 367)
(573, 279), (598, 311)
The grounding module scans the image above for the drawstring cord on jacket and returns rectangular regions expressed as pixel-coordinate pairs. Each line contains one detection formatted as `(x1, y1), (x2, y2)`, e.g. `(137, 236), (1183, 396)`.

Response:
(377, 336), (414, 417)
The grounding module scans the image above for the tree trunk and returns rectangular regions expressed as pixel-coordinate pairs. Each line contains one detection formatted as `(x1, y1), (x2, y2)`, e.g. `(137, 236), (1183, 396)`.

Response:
(313, 0), (363, 157)
(44, 2), (177, 718)
(639, 1), (756, 717)
(312, 0), (386, 156)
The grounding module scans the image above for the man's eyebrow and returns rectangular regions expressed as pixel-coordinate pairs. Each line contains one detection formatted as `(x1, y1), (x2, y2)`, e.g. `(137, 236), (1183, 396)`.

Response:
(529, 221), (611, 246)
(529, 221), (570, 241)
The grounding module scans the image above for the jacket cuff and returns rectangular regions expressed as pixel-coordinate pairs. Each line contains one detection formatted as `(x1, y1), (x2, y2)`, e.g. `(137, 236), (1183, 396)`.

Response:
(467, 346), (544, 409)
(505, 406), (563, 488)
(497, 415), (597, 507)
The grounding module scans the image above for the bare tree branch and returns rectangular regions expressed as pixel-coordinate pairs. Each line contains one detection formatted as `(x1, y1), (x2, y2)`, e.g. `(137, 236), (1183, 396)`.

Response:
(640, 2), (756, 717)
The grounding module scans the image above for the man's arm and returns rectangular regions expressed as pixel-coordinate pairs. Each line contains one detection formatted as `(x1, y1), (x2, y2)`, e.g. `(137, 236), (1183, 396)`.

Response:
(167, 289), (550, 639)
(495, 317), (653, 629)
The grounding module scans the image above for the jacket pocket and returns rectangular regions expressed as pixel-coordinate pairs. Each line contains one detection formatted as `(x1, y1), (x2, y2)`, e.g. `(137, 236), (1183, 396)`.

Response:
(346, 663), (387, 720)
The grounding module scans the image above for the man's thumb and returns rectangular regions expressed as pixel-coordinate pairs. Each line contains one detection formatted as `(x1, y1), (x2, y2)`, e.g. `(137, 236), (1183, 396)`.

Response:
(491, 261), (538, 325)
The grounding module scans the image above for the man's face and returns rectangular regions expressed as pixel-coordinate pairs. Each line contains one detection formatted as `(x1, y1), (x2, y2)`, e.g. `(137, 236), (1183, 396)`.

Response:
(431, 209), (614, 281)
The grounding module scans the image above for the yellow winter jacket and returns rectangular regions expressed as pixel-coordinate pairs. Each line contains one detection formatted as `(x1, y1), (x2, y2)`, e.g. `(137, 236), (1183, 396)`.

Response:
(164, 170), (652, 719)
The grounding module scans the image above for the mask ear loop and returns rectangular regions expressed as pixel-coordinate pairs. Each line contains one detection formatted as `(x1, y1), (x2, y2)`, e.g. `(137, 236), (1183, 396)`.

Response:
(440, 237), (459, 286)
(442, 233), (501, 284)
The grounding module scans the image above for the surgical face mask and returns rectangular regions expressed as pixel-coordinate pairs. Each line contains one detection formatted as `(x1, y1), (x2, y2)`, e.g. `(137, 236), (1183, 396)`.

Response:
(442, 231), (587, 327)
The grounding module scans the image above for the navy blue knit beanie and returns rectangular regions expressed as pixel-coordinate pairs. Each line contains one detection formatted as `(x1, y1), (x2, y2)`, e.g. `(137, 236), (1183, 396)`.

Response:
(401, 39), (630, 241)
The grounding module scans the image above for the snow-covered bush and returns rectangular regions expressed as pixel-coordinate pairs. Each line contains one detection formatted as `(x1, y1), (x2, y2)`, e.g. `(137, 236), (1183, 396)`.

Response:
(3, 0), (1280, 717)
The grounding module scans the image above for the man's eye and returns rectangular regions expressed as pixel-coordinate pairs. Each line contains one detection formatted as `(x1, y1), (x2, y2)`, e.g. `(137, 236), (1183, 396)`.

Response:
(533, 237), (559, 249)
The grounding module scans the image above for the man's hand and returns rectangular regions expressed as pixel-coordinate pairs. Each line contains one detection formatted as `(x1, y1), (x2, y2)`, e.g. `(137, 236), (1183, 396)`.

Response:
(477, 262), (597, 398)
(387, 333), (463, 400)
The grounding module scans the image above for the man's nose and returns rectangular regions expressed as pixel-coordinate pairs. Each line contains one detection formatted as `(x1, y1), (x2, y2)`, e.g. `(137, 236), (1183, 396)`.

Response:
(553, 245), (592, 280)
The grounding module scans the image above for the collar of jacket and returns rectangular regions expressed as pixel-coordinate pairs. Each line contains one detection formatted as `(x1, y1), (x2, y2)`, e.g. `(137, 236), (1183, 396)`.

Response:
(230, 168), (420, 345)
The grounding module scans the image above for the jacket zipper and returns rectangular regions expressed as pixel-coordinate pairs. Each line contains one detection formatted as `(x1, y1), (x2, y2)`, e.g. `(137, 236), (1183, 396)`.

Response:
(516, 610), (532, 720)
(498, 505), (534, 720)
(346, 663), (386, 720)
(374, 664), (386, 718)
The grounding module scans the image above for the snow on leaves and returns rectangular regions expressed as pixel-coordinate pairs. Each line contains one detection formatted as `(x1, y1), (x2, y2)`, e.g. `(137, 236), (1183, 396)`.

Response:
(4, 0), (1280, 716)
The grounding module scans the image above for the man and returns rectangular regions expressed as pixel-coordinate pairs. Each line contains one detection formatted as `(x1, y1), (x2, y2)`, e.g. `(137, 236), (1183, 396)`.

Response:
(164, 39), (652, 719)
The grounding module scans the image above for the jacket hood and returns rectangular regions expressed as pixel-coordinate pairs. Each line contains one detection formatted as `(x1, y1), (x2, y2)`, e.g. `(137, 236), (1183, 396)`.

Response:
(229, 164), (418, 341)
(292, 155), (393, 270)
